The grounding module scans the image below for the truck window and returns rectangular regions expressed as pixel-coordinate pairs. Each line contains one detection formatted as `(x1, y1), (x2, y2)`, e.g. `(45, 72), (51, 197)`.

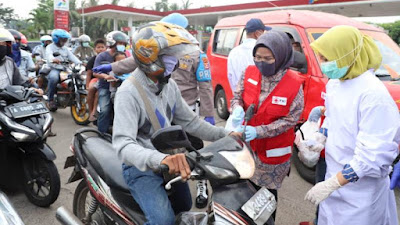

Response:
(213, 29), (238, 56)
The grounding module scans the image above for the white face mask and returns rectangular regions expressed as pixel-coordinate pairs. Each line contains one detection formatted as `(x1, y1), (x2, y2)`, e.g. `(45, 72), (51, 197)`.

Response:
(116, 45), (125, 52)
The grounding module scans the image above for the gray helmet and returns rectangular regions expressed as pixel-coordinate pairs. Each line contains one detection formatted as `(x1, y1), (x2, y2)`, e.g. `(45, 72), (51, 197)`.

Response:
(105, 31), (128, 47)
(79, 34), (91, 43)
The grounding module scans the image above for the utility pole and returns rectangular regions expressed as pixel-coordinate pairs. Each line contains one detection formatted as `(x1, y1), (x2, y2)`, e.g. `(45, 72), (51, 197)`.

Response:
(82, 0), (85, 34)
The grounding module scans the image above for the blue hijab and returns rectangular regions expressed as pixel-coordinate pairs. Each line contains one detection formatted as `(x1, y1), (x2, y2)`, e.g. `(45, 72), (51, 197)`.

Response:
(11, 43), (21, 67)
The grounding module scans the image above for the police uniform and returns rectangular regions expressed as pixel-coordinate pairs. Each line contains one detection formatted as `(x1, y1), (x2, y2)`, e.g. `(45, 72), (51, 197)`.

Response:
(111, 52), (214, 117)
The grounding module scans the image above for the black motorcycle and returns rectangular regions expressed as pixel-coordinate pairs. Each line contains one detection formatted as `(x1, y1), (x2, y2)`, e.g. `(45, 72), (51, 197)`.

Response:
(57, 107), (276, 225)
(40, 52), (90, 125)
(0, 85), (60, 207)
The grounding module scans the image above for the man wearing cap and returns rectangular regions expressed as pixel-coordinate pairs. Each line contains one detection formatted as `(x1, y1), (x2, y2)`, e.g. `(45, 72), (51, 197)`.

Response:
(227, 18), (271, 93)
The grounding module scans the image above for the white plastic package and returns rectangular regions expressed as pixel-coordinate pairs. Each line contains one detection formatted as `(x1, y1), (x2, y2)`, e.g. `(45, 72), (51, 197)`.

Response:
(225, 114), (244, 132)
(294, 121), (324, 168)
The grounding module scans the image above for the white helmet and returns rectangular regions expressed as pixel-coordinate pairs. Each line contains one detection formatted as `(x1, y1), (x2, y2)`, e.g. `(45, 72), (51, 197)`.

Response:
(0, 28), (15, 42)
(40, 35), (52, 42)
(105, 31), (128, 47)
(79, 34), (91, 43)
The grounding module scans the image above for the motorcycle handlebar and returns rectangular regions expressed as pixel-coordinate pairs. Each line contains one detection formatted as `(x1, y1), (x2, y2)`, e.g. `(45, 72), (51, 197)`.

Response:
(154, 164), (169, 173)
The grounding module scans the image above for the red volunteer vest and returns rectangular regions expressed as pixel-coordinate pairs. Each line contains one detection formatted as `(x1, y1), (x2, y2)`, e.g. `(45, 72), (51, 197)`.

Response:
(242, 66), (302, 165)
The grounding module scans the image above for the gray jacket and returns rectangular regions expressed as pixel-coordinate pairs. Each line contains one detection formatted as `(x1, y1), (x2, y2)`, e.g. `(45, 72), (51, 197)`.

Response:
(0, 56), (28, 89)
(112, 69), (228, 171)
(111, 53), (215, 117)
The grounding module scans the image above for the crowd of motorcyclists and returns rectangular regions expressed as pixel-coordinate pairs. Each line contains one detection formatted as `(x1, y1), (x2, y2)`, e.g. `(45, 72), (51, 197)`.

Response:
(2, 11), (400, 225)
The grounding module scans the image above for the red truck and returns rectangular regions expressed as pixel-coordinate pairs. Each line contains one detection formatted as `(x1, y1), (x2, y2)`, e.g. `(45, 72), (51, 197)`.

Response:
(207, 10), (400, 183)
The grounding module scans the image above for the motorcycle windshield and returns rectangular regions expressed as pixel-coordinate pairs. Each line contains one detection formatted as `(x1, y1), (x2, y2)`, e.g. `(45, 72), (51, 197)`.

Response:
(219, 143), (255, 179)
(0, 192), (25, 225)
(199, 136), (255, 180)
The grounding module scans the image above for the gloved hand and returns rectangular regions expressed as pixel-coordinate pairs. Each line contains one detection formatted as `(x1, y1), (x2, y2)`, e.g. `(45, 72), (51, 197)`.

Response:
(231, 106), (245, 127)
(237, 125), (257, 142)
(305, 174), (341, 205)
(308, 106), (324, 122)
(93, 64), (112, 74)
(204, 116), (215, 125)
(390, 162), (400, 190)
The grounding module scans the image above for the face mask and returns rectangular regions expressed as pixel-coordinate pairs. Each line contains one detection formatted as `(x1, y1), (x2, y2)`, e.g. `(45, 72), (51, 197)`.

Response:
(162, 55), (178, 76)
(320, 38), (363, 80)
(12, 43), (20, 51)
(82, 42), (90, 47)
(116, 45), (125, 52)
(321, 61), (349, 79)
(0, 45), (7, 61)
(255, 61), (276, 77)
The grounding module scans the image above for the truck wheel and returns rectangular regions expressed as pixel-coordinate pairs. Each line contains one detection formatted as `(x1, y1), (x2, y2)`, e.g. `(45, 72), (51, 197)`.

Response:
(216, 89), (229, 120)
(292, 144), (316, 184)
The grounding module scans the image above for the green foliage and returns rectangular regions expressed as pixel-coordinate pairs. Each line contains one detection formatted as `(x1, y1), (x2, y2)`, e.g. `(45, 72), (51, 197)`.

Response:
(380, 21), (400, 45)
(29, 0), (54, 38)
(0, 3), (17, 25)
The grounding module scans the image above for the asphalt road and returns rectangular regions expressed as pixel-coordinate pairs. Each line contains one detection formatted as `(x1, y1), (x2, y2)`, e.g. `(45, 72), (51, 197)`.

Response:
(5, 108), (400, 225)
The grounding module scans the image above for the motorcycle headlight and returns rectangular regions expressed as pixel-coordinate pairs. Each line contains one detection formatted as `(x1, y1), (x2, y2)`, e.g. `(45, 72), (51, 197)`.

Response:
(80, 74), (87, 81)
(0, 112), (36, 135)
(11, 132), (35, 142)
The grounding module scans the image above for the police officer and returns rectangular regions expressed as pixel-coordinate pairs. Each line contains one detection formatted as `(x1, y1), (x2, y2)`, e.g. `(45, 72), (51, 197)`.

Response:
(93, 13), (215, 209)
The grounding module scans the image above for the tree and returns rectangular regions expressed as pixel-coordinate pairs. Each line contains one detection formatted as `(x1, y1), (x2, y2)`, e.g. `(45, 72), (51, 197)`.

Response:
(381, 21), (400, 45)
(181, 0), (192, 9)
(169, 3), (180, 11)
(29, 0), (54, 38)
(0, 3), (17, 26)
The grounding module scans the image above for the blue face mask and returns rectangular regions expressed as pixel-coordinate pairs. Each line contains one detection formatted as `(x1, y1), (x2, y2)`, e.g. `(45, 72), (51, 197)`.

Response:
(82, 42), (90, 47)
(321, 60), (349, 79)
(116, 45), (125, 52)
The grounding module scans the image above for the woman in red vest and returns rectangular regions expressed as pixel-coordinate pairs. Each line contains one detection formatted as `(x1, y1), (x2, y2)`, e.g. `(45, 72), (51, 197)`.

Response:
(231, 30), (304, 220)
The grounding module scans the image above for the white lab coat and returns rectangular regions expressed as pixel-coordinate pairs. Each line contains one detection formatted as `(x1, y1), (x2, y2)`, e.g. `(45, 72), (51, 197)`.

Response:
(319, 70), (399, 225)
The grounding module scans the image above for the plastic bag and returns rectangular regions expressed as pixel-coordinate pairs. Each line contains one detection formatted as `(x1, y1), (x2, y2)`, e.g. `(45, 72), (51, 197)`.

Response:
(225, 114), (244, 132)
(294, 121), (321, 167)
(175, 212), (208, 225)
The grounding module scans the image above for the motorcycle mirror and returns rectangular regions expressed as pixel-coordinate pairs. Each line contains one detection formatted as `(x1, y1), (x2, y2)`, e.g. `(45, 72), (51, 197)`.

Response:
(151, 125), (192, 152)
(244, 104), (255, 122)
(53, 52), (61, 57)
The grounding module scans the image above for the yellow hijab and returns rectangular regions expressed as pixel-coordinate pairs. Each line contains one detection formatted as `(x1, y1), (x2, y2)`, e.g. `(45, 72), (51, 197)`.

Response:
(310, 25), (382, 80)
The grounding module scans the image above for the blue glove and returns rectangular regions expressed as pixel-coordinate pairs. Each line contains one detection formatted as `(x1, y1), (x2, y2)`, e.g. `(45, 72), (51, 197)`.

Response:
(93, 64), (112, 74)
(390, 162), (400, 190)
(204, 116), (215, 125)
(308, 106), (324, 122)
(237, 125), (257, 142)
(231, 106), (245, 127)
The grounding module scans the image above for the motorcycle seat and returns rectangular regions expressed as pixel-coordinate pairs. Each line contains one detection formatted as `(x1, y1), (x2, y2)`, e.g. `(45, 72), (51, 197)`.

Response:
(81, 135), (130, 192)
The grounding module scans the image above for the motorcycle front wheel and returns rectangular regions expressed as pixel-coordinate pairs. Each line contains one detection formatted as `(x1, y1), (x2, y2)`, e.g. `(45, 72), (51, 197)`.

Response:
(22, 156), (60, 207)
(73, 180), (107, 224)
(71, 94), (90, 126)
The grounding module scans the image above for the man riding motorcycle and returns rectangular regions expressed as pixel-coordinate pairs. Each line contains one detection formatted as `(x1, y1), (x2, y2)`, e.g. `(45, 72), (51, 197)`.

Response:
(46, 29), (82, 111)
(98, 13), (215, 209)
(32, 35), (52, 61)
(7, 29), (36, 83)
(112, 22), (240, 225)
(0, 28), (42, 94)
(73, 34), (95, 62)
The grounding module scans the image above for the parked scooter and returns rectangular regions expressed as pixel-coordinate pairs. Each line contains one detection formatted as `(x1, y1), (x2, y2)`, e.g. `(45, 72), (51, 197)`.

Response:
(0, 191), (25, 225)
(57, 106), (276, 225)
(0, 85), (60, 207)
(44, 52), (90, 125)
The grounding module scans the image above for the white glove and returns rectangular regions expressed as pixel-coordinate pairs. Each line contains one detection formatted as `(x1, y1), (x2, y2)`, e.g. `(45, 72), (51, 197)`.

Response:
(305, 175), (341, 205)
